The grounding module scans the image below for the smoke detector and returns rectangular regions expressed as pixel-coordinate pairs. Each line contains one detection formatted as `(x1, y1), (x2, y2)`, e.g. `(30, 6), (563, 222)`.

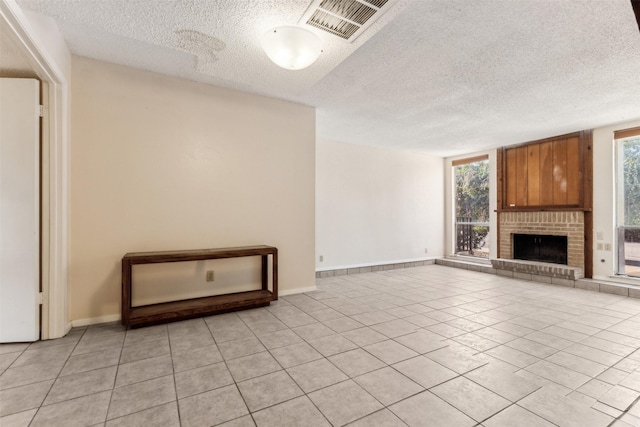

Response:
(300, 0), (398, 42)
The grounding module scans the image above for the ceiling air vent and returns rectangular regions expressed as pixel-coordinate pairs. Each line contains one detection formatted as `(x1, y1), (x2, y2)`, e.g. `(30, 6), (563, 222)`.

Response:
(362, 0), (389, 8)
(319, 0), (376, 25)
(307, 9), (359, 39)
(301, 0), (395, 42)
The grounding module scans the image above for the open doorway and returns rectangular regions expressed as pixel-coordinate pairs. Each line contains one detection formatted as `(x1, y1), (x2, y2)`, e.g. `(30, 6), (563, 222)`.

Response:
(1, 1), (70, 339)
(453, 156), (490, 258)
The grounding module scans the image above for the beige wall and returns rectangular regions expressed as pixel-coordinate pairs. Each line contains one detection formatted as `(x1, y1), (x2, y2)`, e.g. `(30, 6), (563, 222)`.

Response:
(316, 139), (444, 269)
(70, 56), (315, 323)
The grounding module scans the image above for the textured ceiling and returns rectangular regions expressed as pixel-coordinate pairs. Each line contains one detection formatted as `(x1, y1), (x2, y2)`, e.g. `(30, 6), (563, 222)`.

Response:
(15, 0), (640, 156)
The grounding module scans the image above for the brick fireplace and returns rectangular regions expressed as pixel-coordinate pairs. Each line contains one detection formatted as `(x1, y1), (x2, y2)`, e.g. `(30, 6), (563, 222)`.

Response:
(494, 130), (592, 281)
(493, 211), (586, 281)
(499, 211), (585, 269)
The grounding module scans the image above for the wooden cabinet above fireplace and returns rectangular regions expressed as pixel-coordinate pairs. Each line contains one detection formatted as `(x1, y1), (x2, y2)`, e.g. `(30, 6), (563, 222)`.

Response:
(497, 130), (592, 211)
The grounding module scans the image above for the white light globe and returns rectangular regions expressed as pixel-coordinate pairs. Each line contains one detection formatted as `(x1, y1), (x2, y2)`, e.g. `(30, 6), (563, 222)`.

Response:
(261, 26), (323, 70)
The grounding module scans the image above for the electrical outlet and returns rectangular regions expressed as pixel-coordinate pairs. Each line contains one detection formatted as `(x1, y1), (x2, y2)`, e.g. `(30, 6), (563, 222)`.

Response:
(206, 270), (215, 282)
(604, 243), (612, 251)
(425, 248), (428, 254)
(597, 232), (604, 241)
(597, 243), (603, 251)
(319, 255), (323, 262)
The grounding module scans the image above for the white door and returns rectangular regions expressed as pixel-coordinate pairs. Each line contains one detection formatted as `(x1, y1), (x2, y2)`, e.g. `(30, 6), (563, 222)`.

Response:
(0, 78), (40, 342)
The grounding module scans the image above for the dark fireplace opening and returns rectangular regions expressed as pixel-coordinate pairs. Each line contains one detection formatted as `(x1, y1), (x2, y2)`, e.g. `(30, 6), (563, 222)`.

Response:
(513, 234), (568, 265)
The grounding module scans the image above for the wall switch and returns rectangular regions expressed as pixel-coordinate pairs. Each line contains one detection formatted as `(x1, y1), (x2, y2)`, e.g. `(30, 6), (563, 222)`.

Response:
(319, 255), (323, 262)
(597, 243), (603, 251)
(597, 232), (604, 241)
(425, 248), (428, 254)
(604, 243), (612, 251)
(206, 270), (215, 282)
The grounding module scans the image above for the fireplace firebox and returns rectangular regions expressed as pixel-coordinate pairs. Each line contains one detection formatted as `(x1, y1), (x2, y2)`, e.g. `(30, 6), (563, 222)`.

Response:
(513, 234), (568, 265)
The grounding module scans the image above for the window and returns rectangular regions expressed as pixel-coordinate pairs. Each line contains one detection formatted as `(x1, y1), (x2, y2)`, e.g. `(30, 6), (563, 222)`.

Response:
(615, 126), (640, 277)
(453, 156), (490, 258)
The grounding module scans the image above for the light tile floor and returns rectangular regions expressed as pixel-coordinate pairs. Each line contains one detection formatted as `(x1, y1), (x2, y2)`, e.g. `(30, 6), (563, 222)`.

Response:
(3, 265), (640, 426)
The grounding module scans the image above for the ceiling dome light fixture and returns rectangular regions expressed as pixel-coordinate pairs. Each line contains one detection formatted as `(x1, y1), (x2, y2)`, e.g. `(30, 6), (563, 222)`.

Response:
(260, 26), (323, 70)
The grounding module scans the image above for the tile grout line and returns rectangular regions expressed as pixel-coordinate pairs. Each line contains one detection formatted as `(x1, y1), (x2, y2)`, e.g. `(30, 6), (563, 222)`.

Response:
(167, 323), (182, 427)
(7, 265), (640, 425)
(27, 326), (88, 424)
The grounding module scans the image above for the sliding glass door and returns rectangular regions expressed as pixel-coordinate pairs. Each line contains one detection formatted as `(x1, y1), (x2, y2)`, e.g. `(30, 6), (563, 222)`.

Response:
(616, 128), (640, 277)
(454, 157), (490, 258)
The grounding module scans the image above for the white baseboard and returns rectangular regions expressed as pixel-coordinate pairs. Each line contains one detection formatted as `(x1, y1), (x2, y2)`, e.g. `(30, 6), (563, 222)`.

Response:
(279, 286), (318, 296)
(71, 314), (121, 328)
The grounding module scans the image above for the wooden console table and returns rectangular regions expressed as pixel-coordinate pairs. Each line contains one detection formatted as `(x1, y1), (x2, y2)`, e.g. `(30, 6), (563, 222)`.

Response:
(121, 245), (277, 327)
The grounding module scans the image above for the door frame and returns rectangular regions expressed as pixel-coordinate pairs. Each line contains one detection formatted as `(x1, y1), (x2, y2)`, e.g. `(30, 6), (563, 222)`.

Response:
(1, 2), (69, 339)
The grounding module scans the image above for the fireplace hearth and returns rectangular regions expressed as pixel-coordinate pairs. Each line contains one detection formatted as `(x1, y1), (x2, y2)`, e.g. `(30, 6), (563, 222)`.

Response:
(513, 234), (568, 265)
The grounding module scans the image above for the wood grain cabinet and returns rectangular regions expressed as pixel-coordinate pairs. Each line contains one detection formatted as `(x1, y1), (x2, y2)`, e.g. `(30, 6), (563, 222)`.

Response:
(498, 131), (592, 210)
